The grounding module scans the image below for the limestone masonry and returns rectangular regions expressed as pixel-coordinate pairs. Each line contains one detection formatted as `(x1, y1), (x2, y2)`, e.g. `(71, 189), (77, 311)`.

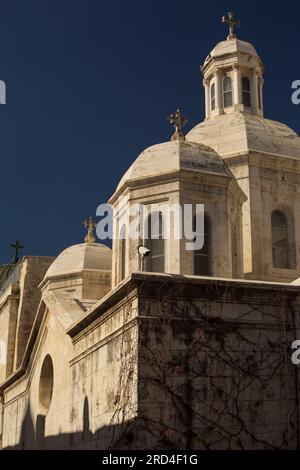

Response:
(1, 25), (300, 450)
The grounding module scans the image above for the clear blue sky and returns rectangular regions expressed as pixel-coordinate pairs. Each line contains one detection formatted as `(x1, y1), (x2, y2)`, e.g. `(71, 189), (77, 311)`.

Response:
(0, 0), (300, 263)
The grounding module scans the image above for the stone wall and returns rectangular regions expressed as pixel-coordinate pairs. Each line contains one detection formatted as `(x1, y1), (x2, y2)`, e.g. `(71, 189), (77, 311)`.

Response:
(13, 257), (54, 369)
(1, 273), (300, 450)
(0, 284), (139, 449)
(136, 275), (300, 449)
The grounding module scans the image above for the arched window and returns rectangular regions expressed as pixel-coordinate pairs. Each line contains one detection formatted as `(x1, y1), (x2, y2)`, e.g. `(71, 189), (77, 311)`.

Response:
(222, 76), (232, 108)
(271, 211), (289, 268)
(194, 214), (211, 276)
(120, 225), (126, 280)
(145, 212), (165, 273)
(211, 83), (216, 111)
(242, 77), (251, 107)
(39, 355), (54, 415)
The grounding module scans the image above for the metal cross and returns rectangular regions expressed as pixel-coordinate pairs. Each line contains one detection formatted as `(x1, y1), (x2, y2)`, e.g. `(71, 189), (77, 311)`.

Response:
(167, 109), (188, 141)
(222, 12), (240, 39)
(11, 240), (24, 263)
(83, 216), (97, 244)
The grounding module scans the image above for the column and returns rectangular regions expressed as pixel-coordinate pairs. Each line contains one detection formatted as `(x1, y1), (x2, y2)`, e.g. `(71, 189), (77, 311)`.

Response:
(203, 78), (210, 119)
(259, 76), (264, 116)
(251, 69), (259, 114)
(233, 64), (241, 106)
(214, 71), (223, 115)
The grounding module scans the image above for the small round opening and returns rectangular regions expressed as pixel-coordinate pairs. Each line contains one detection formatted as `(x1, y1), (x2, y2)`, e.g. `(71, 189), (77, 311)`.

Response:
(39, 354), (54, 414)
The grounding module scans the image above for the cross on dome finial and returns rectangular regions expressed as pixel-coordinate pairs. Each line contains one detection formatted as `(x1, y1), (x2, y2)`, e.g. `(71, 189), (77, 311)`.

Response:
(222, 12), (240, 40)
(11, 240), (24, 263)
(167, 109), (188, 141)
(83, 216), (97, 244)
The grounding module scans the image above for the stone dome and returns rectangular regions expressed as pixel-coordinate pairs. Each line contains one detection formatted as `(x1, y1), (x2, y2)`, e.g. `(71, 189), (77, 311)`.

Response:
(44, 243), (112, 279)
(115, 140), (234, 193)
(187, 112), (300, 159)
(206, 38), (258, 61)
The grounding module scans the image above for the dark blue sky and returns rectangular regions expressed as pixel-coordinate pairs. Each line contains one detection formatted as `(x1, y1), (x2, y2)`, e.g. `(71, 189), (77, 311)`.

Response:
(0, 0), (300, 263)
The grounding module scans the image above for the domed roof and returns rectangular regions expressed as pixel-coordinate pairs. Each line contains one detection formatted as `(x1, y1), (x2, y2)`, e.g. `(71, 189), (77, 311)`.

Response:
(209, 38), (258, 59)
(202, 37), (263, 76)
(44, 243), (112, 279)
(115, 140), (233, 193)
(187, 113), (300, 159)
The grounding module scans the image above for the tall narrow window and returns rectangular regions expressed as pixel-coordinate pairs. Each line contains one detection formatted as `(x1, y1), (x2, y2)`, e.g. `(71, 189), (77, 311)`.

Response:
(258, 81), (261, 109)
(231, 225), (238, 277)
(242, 77), (251, 107)
(39, 355), (54, 415)
(211, 83), (216, 111)
(222, 76), (232, 108)
(120, 225), (126, 280)
(271, 211), (289, 268)
(145, 212), (165, 273)
(194, 214), (211, 275)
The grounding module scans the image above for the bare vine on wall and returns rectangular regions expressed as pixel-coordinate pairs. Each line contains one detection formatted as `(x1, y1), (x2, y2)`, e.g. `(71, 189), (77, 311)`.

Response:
(108, 283), (300, 450)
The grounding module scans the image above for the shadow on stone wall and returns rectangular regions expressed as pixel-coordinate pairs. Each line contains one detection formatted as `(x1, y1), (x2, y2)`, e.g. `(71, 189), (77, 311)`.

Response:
(4, 397), (139, 450)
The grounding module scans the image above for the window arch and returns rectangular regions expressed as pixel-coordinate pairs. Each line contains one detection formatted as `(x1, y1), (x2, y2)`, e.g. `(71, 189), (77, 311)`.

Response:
(210, 83), (216, 111)
(39, 355), (54, 415)
(242, 77), (251, 107)
(120, 225), (126, 280)
(222, 76), (232, 108)
(194, 214), (211, 276)
(271, 210), (289, 268)
(145, 212), (165, 273)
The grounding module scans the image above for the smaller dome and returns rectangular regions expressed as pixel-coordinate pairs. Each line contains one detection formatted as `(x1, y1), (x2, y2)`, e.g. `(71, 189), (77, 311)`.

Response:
(115, 140), (233, 193)
(44, 243), (112, 279)
(207, 38), (258, 62)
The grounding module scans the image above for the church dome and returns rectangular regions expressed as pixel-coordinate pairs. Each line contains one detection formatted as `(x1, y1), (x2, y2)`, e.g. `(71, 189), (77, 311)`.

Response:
(204, 38), (258, 64)
(115, 140), (234, 193)
(187, 113), (300, 159)
(44, 243), (112, 280)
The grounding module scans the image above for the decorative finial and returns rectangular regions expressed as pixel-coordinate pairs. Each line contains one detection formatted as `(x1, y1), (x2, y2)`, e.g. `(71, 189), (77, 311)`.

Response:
(11, 240), (24, 263)
(222, 12), (240, 40)
(167, 109), (188, 141)
(83, 216), (97, 244)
